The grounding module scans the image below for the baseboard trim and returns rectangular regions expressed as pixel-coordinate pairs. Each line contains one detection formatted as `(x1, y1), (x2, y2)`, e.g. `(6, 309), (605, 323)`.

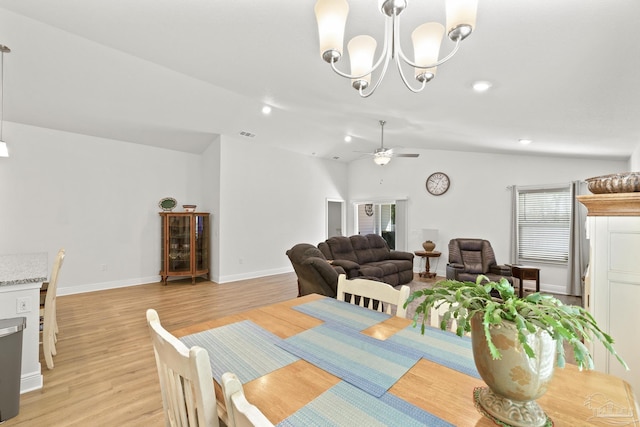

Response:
(57, 276), (160, 296)
(21, 370), (43, 394)
(217, 267), (293, 284)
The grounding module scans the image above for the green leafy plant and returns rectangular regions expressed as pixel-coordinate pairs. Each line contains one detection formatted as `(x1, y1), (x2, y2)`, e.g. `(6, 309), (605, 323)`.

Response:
(404, 275), (628, 371)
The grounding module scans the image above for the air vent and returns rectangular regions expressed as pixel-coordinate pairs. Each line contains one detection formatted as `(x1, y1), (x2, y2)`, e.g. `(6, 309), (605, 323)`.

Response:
(239, 131), (255, 138)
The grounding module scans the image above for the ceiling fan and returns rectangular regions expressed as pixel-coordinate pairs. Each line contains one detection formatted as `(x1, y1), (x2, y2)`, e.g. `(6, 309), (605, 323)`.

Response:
(366, 120), (420, 166)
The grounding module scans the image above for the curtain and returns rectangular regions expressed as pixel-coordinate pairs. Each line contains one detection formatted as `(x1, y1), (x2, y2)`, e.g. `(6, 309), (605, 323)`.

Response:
(567, 181), (589, 296)
(509, 186), (517, 263)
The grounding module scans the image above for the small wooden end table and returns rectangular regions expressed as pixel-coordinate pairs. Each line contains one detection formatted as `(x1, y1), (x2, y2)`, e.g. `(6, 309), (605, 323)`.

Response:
(510, 265), (540, 298)
(414, 250), (441, 278)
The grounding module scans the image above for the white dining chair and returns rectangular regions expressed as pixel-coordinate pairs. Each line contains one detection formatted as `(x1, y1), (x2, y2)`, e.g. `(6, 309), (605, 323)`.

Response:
(429, 303), (459, 333)
(336, 274), (411, 318)
(40, 248), (65, 370)
(146, 308), (221, 427)
(221, 372), (273, 427)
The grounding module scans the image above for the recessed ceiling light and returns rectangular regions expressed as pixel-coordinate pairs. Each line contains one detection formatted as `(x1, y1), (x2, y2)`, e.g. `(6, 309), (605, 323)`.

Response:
(518, 138), (532, 145)
(472, 81), (492, 92)
(344, 135), (352, 143)
(261, 105), (272, 115)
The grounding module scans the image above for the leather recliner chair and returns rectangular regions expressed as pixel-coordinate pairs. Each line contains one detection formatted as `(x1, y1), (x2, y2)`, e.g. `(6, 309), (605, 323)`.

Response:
(286, 243), (346, 297)
(446, 238), (513, 284)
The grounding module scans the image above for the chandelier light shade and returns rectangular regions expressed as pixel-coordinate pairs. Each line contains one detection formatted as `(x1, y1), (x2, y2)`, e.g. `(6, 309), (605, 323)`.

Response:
(0, 44), (10, 158)
(314, 0), (349, 63)
(347, 35), (377, 90)
(314, 0), (478, 97)
(412, 23), (444, 81)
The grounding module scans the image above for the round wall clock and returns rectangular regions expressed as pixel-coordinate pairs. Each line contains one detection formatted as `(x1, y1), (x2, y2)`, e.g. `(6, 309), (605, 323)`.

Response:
(426, 172), (450, 196)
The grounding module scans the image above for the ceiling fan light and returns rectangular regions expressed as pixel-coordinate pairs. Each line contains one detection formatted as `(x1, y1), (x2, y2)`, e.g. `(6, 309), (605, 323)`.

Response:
(374, 153), (391, 166)
(412, 22), (444, 80)
(315, 0), (349, 62)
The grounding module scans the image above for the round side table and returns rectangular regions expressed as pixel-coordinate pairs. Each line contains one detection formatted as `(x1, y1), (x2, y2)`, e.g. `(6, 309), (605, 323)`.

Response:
(414, 250), (441, 278)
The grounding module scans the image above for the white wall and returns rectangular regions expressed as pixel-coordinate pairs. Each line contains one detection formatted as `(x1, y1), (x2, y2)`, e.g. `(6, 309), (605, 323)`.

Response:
(0, 123), (206, 294)
(348, 149), (627, 293)
(201, 136), (222, 281)
(630, 143), (640, 171)
(216, 135), (348, 283)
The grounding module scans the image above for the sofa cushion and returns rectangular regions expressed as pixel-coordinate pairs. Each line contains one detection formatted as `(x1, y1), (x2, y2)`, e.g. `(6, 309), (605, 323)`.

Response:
(366, 234), (391, 262)
(325, 236), (358, 263)
(461, 250), (483, 273)
(358, 265), (384, 278)
(350, 235), (376, 264)
(366, 261), (398, 276)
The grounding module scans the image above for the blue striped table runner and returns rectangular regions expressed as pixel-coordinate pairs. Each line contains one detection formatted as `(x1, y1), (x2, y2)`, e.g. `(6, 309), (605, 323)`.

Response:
(276, 322), (422, 397)
(277, 381), (454, 427)
(387, 324), (481, 379)
(179, 320), (299, 383)
(293, 297), (391, 330)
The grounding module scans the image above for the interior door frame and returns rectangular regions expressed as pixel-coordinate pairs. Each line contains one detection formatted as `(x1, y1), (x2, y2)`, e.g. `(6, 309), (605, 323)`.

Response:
(326, 198), (346, 239)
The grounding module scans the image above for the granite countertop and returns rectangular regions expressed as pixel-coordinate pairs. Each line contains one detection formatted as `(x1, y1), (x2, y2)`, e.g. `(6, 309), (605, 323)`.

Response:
(0, 253), (48, 286)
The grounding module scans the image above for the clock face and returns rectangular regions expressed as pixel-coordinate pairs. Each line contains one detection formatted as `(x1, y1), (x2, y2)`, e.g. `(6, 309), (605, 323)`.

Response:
(426, 172), (450, 196)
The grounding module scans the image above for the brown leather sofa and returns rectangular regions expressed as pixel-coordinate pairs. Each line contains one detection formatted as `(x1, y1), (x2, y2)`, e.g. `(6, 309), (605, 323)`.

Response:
(286, 234), (414, 297)
(446, 238), (513, 284)
(317, 234), (414, 286)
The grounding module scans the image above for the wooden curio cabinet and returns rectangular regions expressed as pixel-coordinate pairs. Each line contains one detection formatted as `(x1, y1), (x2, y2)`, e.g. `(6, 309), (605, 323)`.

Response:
(160, 212), (210, 284)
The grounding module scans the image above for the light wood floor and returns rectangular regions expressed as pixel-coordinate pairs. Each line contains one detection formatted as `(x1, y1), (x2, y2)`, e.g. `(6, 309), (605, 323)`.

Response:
(5, 273), (299, 427)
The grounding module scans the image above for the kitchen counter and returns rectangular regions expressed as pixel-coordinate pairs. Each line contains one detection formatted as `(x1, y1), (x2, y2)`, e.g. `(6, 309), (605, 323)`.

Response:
(0, 253), (48, 286)
(0, 252), (49, 393)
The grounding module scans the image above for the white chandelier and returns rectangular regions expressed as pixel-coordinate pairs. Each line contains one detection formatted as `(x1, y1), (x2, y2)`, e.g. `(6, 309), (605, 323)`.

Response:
(314, 0), (478, 98)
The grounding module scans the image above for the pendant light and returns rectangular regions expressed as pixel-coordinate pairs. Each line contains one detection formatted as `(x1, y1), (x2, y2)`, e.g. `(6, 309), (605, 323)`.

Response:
(0, 44), (10, 158)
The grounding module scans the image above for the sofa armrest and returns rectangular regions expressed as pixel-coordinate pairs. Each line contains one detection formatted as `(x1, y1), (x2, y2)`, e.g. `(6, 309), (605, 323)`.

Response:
(330, 259), (361, 277)
(490, 264), (512, 276)
(387, 251), (414, 261)
(446, 263), (465, 280)
(301, 257), (340, 287)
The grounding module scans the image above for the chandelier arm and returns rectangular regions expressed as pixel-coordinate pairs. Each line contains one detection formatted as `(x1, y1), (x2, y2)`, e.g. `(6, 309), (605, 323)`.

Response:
(389, 13), (426, 93)
(394, 51), (427, 93)
(328, 17), (392, 81)
(397, 38), (462, 70)
(357, 47), (393, 98)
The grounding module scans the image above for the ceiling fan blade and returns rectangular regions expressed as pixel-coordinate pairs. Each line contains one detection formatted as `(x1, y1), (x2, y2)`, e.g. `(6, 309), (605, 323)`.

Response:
(393, 153), (420, 158)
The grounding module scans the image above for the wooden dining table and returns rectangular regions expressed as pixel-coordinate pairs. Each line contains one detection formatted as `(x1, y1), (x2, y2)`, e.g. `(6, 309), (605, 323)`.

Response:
(172, 294), (639, 426)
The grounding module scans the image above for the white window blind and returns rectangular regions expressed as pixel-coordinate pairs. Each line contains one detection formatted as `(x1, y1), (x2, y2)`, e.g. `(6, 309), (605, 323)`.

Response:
(517, 186), (571, 264)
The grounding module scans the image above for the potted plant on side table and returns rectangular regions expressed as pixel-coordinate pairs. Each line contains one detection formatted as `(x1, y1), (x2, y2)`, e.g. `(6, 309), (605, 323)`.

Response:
(404, 275), (628, 427)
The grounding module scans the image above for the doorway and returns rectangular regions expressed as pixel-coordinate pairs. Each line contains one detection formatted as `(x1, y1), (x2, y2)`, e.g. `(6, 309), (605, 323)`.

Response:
(354, 199), (408, 251)
(326, 199), (345, 239)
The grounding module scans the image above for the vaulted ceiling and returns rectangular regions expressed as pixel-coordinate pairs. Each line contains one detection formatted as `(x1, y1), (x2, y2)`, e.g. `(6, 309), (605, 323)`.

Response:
(0, 1), (638, 162)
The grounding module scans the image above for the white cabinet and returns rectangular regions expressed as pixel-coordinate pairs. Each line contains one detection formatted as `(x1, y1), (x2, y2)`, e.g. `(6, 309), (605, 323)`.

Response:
(580, 194), (640, 395)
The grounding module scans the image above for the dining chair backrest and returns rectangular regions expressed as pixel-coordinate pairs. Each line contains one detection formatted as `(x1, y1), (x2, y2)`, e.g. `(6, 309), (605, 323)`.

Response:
(42, 248), (65, 370)
(221, 372), (273, 427)
(429, 303), (459, 333)
(336, 274), (411, 318)
(146, 309), (220, 427)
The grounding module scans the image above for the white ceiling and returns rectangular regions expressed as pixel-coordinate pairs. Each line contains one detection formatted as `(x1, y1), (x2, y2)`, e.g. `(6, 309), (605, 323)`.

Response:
(0, 0), (638, 162)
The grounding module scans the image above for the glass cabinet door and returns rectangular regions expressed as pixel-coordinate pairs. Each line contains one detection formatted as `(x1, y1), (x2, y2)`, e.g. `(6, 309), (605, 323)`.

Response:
(194, 214), (209, 271)
(168, 215), (191, 273)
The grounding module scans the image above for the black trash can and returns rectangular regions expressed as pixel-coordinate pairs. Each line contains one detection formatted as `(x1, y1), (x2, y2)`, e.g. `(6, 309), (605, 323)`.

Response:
(0, 317), (26, 423)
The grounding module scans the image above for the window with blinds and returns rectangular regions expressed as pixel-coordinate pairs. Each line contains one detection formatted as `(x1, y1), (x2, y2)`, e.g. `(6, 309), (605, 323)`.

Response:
(516, 186), (571, 264)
